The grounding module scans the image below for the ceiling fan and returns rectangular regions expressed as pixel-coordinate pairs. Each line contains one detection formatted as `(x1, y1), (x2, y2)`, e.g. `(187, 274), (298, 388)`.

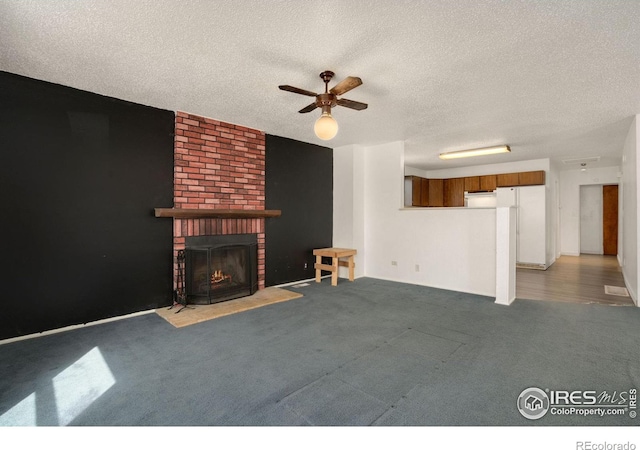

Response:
(279, 71), (368, 140)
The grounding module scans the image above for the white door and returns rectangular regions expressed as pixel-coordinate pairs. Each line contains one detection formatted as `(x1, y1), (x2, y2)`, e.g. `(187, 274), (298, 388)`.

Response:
(579, 185), (603, 254)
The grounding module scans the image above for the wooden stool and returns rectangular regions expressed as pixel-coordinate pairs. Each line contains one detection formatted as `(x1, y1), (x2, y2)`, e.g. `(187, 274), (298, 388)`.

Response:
(313, 248), (357, 286)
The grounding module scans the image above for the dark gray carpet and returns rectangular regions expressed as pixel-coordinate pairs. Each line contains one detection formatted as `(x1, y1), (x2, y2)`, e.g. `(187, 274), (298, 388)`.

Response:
(1, 277), (639, 426)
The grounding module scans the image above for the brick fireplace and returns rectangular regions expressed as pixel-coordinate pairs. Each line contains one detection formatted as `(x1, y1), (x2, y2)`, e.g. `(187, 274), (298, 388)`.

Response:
(171, 111), (267, 292)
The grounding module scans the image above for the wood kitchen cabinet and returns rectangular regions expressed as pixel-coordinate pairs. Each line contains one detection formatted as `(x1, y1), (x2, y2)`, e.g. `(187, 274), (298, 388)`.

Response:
(405, 176), (445, 207)
(497, 171), (545, 187)
(467, 175), (497, 192)
(405, 170), (544, 207)
(428, 179), (444, 207)
(479, 175), (497, 191)
(411, 176), (422, 206)
(496, 172), (520, 187)
(464, 176), (480, 192)
(444, 178), (465, 207)
(420, 177), (429, 206)
(518, 170), (545, 186)
(404, 176), (430, 206)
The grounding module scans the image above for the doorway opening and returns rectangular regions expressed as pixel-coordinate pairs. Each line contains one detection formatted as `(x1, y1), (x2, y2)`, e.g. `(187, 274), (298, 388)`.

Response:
(516, 184), (629, 306)
(579, 184), (618, 256)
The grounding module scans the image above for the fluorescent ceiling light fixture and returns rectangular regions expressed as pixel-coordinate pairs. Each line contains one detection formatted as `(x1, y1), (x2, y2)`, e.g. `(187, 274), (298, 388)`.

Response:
(439, 145), (511, 160)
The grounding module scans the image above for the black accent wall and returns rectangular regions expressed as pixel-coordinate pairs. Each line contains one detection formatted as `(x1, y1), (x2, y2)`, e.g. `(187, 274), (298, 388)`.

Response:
(0, 72), (175, 340)
(265, 135), (333, 286)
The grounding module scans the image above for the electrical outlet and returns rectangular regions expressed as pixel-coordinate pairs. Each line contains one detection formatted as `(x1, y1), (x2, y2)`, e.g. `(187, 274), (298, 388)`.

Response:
(415, 264), (420, 272)
(391, 261), (398, 266)
(304, 262), (308, 270)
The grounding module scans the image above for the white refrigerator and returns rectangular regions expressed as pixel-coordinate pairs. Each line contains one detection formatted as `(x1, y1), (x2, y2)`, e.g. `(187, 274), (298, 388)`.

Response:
(496, 185), (546, 267)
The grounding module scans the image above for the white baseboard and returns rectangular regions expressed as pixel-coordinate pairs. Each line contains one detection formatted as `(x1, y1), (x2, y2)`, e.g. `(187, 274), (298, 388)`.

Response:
(547, 255), (557, 268)
(274, 274), (364, 288)
(516, 262), (546, 270)
(621, 268), (638, 306)
(0, 309), (156, 346)
(365, 275), (496, 299)
(274, 275), (328, 287)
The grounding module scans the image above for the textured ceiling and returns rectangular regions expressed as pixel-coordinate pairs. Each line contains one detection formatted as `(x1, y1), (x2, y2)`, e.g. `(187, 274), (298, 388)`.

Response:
(1, 0), (639, 170)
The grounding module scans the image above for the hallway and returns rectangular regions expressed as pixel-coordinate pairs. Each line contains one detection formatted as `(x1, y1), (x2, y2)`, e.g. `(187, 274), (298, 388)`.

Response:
(516, 254), (635, 306)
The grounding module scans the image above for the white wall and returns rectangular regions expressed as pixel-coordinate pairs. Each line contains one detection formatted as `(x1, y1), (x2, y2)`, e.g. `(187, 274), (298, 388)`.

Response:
(335, 141), (497, 297)
(496, 207), (517, 305)
(404, 165), (426, 177)
(333, 144), (366, 279)
(621, 115), (639, 304)
(548, 159), (561, 263)
(558, 166), (620, 256)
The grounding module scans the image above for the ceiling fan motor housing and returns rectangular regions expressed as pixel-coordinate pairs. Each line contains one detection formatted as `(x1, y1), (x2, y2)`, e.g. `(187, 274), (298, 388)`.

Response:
(316, 93), (337, 108)
(318, 71), (337, 110)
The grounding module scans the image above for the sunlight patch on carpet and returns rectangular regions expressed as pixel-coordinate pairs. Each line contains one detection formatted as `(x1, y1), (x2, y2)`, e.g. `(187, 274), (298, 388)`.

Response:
(0, 392), (36, 426)
(53, 347), (115, 425)
(0, 347), (115, 426)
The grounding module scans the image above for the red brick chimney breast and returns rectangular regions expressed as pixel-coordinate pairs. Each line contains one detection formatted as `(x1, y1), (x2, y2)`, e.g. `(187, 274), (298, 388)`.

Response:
(173, 112), (266, 290)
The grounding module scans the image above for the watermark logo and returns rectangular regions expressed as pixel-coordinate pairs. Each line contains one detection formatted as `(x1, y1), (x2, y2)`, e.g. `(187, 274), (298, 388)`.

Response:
(577, 442), (636, 450)
(517, 387), (637, 420)
(517, 387), (550, 420)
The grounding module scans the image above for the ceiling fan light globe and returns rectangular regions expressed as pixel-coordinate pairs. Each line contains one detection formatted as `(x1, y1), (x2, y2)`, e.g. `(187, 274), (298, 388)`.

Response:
(314, 113), (338, 140)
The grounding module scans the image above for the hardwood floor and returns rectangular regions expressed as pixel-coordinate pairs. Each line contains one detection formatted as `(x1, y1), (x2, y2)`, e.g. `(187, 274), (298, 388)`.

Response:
(516, 254), (636, 306)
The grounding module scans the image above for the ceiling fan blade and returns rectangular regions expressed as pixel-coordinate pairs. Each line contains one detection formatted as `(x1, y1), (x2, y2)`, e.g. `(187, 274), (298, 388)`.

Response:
(329, 76), (362, 96)
(278, 85), (318, 97)
(336, 98), (368, 111)
(298, 103), (318, 113)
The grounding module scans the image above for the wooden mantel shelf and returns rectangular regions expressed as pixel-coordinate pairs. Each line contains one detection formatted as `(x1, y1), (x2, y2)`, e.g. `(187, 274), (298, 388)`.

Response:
(154, 208), (281, 219)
